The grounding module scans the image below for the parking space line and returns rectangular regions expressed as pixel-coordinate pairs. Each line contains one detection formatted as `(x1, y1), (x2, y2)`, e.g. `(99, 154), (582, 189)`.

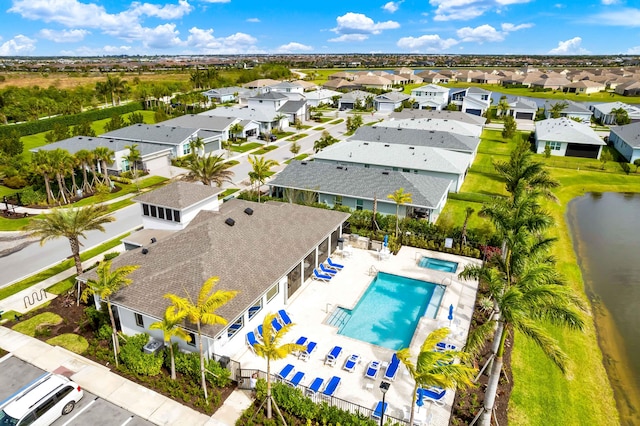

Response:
(121, 416), (134, 426)
(61, 396), (98, 425)
(0, 353), (13, 363)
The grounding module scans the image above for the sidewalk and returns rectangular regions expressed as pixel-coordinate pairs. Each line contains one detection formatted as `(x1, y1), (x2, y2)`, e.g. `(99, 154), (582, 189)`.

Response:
(0, 326), (252, 425)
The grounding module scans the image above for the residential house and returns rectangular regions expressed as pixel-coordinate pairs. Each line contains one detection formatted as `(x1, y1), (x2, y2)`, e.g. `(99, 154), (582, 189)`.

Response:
(609, 122), (640, 163)
(534, 117), (605, 159)
(563, 80), (605, 94)
(291, 80), (319, 91)
(388, 109), (486, 127)
(450, 87), (492, 116)
(201, 86), (246, 103)
(376, 117), (483, 138)
(322, 78), (358, 91)
(507, 98), (538, 121)
(269, 161), (451, 223)
(338, 90), (373, 110)
(327, 71), (355, 81)
(79, 186), (350, 360)
(268, 81), (305, 95)
(304, 88), (342, 108)
(544, 100), (593, 123)
(471, 73), (503, 85)
(352, 74), (393, 91)
(410, 84), (450, 110)
(277, 99), (309, 125)
(103, 124), (222, 158)
(31, 136), (172, 176)
(374, 91), (410, 113)
(161, 114), (259, 141)
(416, 71), (450, 84)
(590, 102), (640, 125)
(313, 140), (471, 192)
(615, 80), (640, 96)
(530, 76), (572, 90)
(242, 79), (281, 89)
(203, 106), (282, 135)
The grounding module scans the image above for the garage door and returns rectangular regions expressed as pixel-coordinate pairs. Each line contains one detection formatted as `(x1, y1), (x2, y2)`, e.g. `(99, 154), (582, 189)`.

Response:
(144, 156), (169, 172)
(515, 112), (534, 120)
(465, 108), (482, 116)
(565, 144), (600, 159)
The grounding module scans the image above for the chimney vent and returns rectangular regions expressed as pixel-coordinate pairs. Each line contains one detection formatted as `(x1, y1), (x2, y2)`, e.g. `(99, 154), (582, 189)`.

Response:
(225, 218), (235, 226)
(150, 237), (157, 243)
(142, 248), (149, 255)
(244, 208), (254, 216)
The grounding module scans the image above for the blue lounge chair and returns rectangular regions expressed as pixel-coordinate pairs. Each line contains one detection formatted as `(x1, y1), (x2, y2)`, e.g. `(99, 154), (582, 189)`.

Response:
(271, 317), (283, 333)
(365, 360), (381, 379)
(307, 377), (324, 396)
(435, 342), (457, 352)
(383, 353), (400, 381)
(277, 363), (295, 381)
(246, 331), (258, 353)
(319, 264), (338, 276)
(420, 387), (447, 406)
(327, 258), (344, 270)
(287, 371), (305, 388)
(371, 401), (388, 420)
(343, 354), (360, 372)
(325, 346), (343, 366)
(312, 268), (333, 282)
(292, 336), (308, 356)
(322, 376), (341, 397)
(278, 309), (293, 325)
(255, 324), (263, 340)
(299, 341), (317, 361)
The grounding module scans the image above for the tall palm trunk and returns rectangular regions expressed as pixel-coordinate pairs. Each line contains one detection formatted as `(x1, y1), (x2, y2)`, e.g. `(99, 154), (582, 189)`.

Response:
(480, 322), (508, 426)
(170, 344), (177, 380)
(69, 170), (79, 196)
(197, 321), (208, 400)
(106, 299), (120, 365)
(409, 382), (419, 426)
(89, 163), (98, 188)
(55, 172), (68, 205)
(69, 236), (83, 276)
(42, 173), (54, 205)
(81, 162), (92, 194)
(266, 358), (272, 419)
(101, 160), (112, 187)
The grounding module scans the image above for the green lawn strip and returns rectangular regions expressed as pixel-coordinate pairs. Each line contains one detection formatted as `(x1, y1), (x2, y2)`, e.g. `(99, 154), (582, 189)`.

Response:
(313, 127), (325, 131)
(225, 160), (240, 166)
(231, 142), (262, 153)
(0, 186), (20, 198)
(69, 175), (168, 208)
(12, 312), (62, 336)
(253, 145), (278, 155)
(0, 215), (37, 231)
(219, 188), (239, 199)
(275, 131), (295, 138)
(46, 334), (89, 354)
(329, 119), (344, 124)
(46, 277), (76, 295)
(0, 310), (19, 322)
(284, 154), (309, 164)
(20, 132), (48, 160)
(289, 133), (308, 141)
(0, 233), (128, 301)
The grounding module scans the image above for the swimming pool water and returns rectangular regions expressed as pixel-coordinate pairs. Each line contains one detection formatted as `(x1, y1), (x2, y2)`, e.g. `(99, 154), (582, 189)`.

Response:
(334, 272), (445, 350)
(418, 257), (459, 273)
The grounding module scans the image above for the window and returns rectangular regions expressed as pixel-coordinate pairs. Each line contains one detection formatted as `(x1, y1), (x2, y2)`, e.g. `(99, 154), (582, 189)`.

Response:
(150, 205), (157, 217)
(248, 300), (263, 320)
(142, 204), (149, 216)
(34, 397), (57, 417)
(364, 164), (370, 168)
(402, 168), (410, 173)
(55, 386), (73, 400)
(187, 332), (196, 346)
(335, 195), (343, 206)
(158, 207), (165, 220)
(546, 141), (562, 151)
(356, 199), (363, 211)
(135, 313), (143, 327)
(227, 317), (243, 338)
(183, 143), (191, 156)
(173, 210), (181, 222)
(266, 283), (279, 302)
(122, 159), (130, 172)
(165, 209), (173, 221)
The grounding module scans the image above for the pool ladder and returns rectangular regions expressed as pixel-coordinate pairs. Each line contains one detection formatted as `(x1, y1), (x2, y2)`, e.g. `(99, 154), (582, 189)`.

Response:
(369, 265), (378, 276)
(327, 308), (351, 331)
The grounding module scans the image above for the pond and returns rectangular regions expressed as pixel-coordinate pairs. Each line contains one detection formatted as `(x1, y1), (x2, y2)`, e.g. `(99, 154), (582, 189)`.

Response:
(567, 192), (640, 424)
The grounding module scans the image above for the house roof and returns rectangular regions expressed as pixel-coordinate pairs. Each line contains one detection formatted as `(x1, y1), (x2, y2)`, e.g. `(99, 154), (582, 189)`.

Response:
(132, 181), (222, 210)
(314, 140), (470, 174)
(352, 75), (393, 86)
(565, 80), (605, 89)
(322, 79), (357, 89)
(32, 136), (172, 158)
(278, 99), (307, 114)
(610, 122), (640, 148)
(268, 81), (303, 90)
(535, 118), (605, 146)
(547, 100), (592, 114)
(389, 109), (486, 126)
(203, 106), (276, 123)
(202, 86), (245, 96)
(509, 97), (538, 111)
(375, 118), (482, 138)
(250, 91), (289, 101)
(291, 80), (318, 90)
(374, 91), (410, 102)
(270, 161), (451, 209)
(161, 115), (238, 131)
(340, 90), (372, 102)
(466, 86), (492, 96)
(103, 124), (219, 145)
(350, 126), (479, 153)
(411, 84), (449, 93)
(591, 101), (640, 117)
(242, 79), (281, 88)
(304, 88), (341, 100)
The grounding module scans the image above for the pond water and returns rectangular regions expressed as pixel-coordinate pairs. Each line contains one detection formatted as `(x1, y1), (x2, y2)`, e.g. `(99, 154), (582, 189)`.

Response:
(567, 192), (640, 424)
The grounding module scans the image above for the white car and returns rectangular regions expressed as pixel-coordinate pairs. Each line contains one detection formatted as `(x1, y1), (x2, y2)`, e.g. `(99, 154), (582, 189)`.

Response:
(0, 373), (84, 425)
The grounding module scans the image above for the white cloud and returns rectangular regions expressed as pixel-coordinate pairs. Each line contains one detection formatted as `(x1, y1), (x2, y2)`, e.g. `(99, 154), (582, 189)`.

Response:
(382, 1), (403, 13)
(127, 0), (193, 20)
(548, 37), (590, 54)
(601, 0), (619, 4)
(429, 0), (533, 21)
(185, 27), (262, 53)
(591, 8), (640, 26)
(276, 42), (313, 53)
(0, 35), (37, 55)
(332, 12), (400, 35)
(627, 46), (640, 54)
(501, 22), (533, 32)
(246, 18), (260, 22)
(61, 44), (132, 56)
(397, 34), (458, 51)
(328, 34), (369, 42)
(38, 28), (89, 42)
(140, 23), (183, 49)
(457, 24), (504, 42)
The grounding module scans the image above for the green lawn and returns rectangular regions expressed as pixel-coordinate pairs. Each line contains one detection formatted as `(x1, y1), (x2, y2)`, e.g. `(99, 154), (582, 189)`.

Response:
(231, 142), (262, 153)
(12, 312), (62, 336)
(253, 145), (278, 155)
(46, 334), (88, 354)
(440, 131), (632, 425)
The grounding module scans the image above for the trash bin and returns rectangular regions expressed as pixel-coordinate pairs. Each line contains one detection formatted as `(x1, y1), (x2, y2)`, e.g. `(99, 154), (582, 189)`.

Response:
(218, 355), (231, 369)
(337, 238), (345, 250)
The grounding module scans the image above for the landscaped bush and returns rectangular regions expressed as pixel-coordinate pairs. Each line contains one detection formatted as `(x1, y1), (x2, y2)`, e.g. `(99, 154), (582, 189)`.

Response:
(2, 175), (28, 189)
(119, 333), (164, 376)
(18, 187), (46, 205)
(171, 350), (232, 387)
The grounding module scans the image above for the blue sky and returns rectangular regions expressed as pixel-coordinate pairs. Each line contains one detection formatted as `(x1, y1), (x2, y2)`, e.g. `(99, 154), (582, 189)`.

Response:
(1, 0), (639, 56)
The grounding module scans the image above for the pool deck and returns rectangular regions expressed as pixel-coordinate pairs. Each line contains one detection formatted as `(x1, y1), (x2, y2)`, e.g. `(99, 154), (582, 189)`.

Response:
(234, 245), (480, 425)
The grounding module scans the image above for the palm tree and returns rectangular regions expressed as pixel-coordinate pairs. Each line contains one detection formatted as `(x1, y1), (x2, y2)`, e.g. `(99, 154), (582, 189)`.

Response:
(48, 149), (72, 205)
(75, 149), (97, 192)
(549, 101), (568, 118)
(497, 98), (510, 117)
(397, 328), (476, 426)
(229, 123), (244, 142)
(165, 277), (237, 400)
(186, 154), (235, 187)
(124, 143), (142, 178)
(188, 137), (205, 160)
(273, 114), (287, 132)
(248, 155), (279, 202)
(387, 188), (412, 238)
(31, 150), (55, 205)
(460, 207), (475, 249)
(252, 312), (305, 420)
(81, 261), (139, 364)
(150, 306), (191, 380)
(93, 146), (114, 188)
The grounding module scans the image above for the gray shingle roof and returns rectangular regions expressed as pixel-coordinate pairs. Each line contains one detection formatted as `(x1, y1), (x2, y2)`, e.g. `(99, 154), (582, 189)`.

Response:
(315, 140), (470, 174)
(375, 118), (482, 138)
(535, 118), (605, 146)
(351, 126), (478, 153)
(270, 161), (451, 209)
(548, 100), (592, 114)
(509, 97), (537, 111)
(103, 124), (207, 145)
(132, 181), (222, 210)
(340, 90), (373, 101)
(278, 100), (307, 114)
(250, 91), (289, 101)
(31, 136), (172, 157)
(160, 115), (237, 131)
(375, 92), (410, 102)
(202, 106), (275, 123)
(389, 109), (486, 126)
(610, 122), (640, 148)
(80, 199), (350, 338)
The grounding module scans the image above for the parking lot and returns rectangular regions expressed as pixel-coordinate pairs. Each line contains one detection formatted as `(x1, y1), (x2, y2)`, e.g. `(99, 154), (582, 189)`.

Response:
(0, 356), (155, 426)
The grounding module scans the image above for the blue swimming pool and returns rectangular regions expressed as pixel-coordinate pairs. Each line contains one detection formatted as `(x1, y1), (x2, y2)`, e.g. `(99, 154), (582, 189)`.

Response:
(418, 256), (459, 273)
(330, 272), (445, 350)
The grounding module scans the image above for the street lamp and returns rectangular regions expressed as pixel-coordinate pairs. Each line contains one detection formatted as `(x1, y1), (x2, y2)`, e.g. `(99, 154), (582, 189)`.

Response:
(379, 381), (390, 426)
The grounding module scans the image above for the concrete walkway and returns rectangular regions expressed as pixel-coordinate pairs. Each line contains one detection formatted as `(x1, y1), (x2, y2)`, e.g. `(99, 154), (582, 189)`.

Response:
(0, 326), (252, 425)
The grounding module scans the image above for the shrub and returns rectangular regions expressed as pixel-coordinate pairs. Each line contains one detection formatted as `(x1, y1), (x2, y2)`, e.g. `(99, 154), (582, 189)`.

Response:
(96, 324), (113, 341)
(119, 333), (164, 376)
(3, 175), (28, 189)
(18, 187), (46, 205)
(84, 306), (109, 331)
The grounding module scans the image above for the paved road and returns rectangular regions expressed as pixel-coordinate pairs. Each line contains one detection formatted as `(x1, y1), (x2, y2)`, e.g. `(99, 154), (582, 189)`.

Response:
(0, 204), (142, 288)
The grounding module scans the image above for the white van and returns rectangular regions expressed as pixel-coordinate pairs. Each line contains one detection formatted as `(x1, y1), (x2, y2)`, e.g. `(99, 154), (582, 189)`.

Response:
(0, 373), (84, 425)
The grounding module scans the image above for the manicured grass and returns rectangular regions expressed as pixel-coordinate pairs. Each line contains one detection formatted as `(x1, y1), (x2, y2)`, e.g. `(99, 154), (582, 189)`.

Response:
(219, 188), (239, 199)
(46, 334), (88, 354)
(0, 310), (19, 322)
(329, 119), (344, 124)
(313, 127), (325, 131)
(284, 154), (310, 164)
(46, 277), (76, 295)
(91, 110), (158, 134)
(0, 214), (40, 231)
(441, 131), (631, 425)
(253, 145), (278, 155)
(231, 142), (262, 153)
(65, 175), (168, 209)
(12, 312), (62, 336)
(289, 133), (308, 141)
(20, 133), (48, 160)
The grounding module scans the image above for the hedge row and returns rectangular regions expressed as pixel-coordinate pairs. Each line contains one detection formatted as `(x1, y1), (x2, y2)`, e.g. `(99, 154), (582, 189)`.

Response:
(0, 102), (144, 139)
